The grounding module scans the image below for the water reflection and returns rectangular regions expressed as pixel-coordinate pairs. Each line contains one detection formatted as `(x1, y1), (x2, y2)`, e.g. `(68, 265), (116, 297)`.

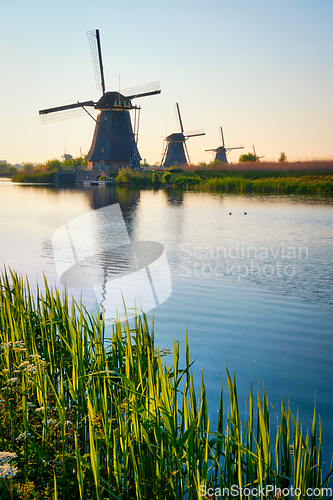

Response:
(1, 182), (332, 463)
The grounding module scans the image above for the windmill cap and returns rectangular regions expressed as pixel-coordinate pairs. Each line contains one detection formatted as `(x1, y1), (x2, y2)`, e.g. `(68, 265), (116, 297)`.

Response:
(166, 132), (185, 142)
(95, 91), (130, 109)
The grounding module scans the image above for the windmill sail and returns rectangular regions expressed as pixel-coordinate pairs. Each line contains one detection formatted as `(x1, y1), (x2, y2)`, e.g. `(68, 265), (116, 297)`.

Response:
(87, 29), (105, 94)
(122, 81), (161, 99)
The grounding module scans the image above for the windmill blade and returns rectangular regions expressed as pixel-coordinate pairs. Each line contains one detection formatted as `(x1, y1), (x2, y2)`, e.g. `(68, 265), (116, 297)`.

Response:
(87, 29), (106, 95)
(186, 132), (205, 138)
(226, 147), (244, 156)
(39, 100), (95, 115)
(205, 148), (218, 152)
(176, 103), (184, 134)
(220, 127), (225, 147)
(161, 139), (168, 166)
(39, 101), (96, 123)
(122, 81), (161, 99)
(253, 145), (257, 156)
(184, 141), (191, 165)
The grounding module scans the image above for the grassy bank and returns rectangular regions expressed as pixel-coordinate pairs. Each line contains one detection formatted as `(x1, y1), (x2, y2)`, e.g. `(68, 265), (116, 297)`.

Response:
(12, 172), (55, 183)
(114, 168), (333, 195)
(171, 173), (333, 195)
(188, 160), (333, 173)
(0, 270), (332, 499)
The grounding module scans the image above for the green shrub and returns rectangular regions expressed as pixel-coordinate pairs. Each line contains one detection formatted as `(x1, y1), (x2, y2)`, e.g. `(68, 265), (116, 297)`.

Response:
(173, 175), (202, 189)
(162, 172), (171, 184)
(167, 166), (182, 173)
(239, 152), (259, 162)
(152, 172), (161, 186)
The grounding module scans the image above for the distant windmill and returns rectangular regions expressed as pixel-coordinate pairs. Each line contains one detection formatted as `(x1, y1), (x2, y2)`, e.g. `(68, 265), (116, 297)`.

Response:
(161, 103), (205, 167)
(61, 142), (72, 162)
(39, 30), (161, 171)
(253, 145), (265, 161)
(205, 127), (244, 163)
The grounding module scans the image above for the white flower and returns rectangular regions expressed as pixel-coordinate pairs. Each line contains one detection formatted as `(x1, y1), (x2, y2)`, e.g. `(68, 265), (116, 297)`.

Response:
(6, 378), (18, 384)
(18, 361), (30, 369)
(35, 407), (45, 412)
(0, 464), (19, 478)
(16, 432), (31, 441)
(2, 369), (9, 373)
(0, 342), (12, 350)
(29, 354), (41, 360)
(0, 452), (17, 464)
(154, 347), (173, 357)
(25, 364), (38, 372)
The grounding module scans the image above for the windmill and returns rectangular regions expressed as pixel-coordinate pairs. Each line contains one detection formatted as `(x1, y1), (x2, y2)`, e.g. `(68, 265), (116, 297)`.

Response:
(161, 103), (205, 168)
(39, 30), (161, 171)
(205, 127), (244, 163)
(61, 142), (72, 162)
(253, 145), (265, 161)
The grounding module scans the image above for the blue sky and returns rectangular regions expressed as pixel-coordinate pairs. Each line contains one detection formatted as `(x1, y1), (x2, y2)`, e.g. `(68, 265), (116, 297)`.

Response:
(1, 0), (332, 165)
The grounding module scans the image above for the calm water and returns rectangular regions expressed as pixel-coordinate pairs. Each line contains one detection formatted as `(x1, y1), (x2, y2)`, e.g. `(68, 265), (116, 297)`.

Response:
(1, 179), (333, 463)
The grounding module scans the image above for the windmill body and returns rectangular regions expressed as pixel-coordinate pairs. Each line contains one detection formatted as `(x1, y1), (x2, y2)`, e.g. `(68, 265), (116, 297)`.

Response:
(39, 30), (160, 172)
(214, 146), (228, 163)
(86, 92), (140, 170)
(161, 103), (205, 168)
(206, 127), (243, 163)
(163, 133), (187, 168)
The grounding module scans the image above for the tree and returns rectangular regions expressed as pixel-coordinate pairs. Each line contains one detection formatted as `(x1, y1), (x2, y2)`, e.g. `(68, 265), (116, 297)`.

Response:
(23, 164), (34, 172)
(239, 153), (258, 162)
(5, 166), (17, 174)
(279, 152), (287, 162)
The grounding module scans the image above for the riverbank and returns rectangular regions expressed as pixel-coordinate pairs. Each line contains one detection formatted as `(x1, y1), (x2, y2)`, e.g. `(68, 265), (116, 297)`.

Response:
(172, 172), (333, 194)
(12, 171), (55, 183)
(10, 159), (333, 195)
(0, 271), (332, 499)
(114, 168), (333, 195)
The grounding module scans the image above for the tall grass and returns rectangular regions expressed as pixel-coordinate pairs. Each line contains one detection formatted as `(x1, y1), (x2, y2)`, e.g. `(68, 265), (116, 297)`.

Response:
(0, 269), (332, 499)
(192, 175), (333, 194)
(12, 172), (55, 183)
(185, 160), (333, 173)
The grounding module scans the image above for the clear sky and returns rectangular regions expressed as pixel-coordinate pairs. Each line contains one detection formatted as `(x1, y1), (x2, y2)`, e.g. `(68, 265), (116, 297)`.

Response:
(1, 0), (332, 165)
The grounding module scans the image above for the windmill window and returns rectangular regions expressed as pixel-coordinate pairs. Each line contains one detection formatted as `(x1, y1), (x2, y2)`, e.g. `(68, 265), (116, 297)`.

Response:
(101, 148), (104, 153)
(126, 101), (129, 106)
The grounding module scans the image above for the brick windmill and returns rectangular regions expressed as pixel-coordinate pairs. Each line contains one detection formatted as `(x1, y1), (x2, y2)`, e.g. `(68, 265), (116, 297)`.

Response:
(39, 30), (161, 171)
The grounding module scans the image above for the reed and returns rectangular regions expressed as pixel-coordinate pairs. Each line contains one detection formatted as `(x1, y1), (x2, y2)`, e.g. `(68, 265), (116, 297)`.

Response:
(191, 175), (333, 194)
(12, 172), (55, 183)
(185, 160), (333, 173)
(0, 270), (332, 499)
